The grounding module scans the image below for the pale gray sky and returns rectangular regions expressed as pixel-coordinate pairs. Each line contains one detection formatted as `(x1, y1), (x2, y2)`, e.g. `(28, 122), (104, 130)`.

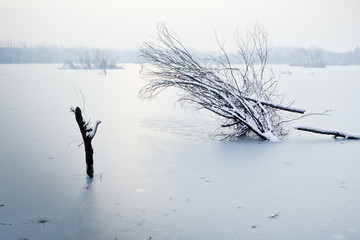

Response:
(0, 0), (359, 51)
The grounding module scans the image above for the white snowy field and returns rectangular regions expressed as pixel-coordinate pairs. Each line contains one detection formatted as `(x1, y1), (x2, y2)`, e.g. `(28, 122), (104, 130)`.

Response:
(0, 64), (360, 240)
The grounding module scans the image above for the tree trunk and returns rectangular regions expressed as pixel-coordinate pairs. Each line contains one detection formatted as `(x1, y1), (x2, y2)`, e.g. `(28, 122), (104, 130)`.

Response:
(84, 137), (94, 178)
(71, 106), (101, 178)
(295, 126), (360, 139)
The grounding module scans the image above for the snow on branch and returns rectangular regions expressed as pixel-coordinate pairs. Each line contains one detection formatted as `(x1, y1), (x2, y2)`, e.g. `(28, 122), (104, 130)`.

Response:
(70, 106), (102, 140)
(139, 24), (305, 141)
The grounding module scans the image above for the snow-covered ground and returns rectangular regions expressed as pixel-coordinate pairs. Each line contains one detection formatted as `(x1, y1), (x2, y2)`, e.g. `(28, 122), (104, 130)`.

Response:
(0, 64), (359, 240)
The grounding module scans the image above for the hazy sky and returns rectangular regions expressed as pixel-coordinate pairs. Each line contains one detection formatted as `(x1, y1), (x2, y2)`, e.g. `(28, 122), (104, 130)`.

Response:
(0, 0), (359, 52)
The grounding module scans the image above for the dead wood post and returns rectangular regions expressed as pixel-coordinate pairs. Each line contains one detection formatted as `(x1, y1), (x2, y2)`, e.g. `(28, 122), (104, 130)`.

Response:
(71, 106), (101, 178)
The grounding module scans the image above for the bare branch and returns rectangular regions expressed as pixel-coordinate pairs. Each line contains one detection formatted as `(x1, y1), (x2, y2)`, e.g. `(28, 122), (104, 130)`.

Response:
(295, 126), (360, 139)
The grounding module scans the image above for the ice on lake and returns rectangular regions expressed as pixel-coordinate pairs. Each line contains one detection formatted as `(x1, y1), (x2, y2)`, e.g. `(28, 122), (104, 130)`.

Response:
(0, 64), (360, 240)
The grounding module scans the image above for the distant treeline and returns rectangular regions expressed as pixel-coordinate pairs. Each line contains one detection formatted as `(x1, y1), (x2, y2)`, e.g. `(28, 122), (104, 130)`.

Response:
(269, 47), (360, 67)
(0, 43), (359, 67)
(0, 44), (138, 64)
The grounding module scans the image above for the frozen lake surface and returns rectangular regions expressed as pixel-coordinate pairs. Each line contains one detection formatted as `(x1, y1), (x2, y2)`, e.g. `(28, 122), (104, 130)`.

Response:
(0, 64), (360, 240)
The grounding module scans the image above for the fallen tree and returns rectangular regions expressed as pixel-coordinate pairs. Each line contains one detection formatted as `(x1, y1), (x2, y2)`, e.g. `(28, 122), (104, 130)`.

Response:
(139, 24), (305, 141)
(295, 126), (360, 139)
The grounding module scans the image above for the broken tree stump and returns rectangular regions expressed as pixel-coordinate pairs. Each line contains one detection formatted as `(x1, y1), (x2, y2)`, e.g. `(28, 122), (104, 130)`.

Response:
(71, 106), (101, 178)
(295, 126), (360, 139)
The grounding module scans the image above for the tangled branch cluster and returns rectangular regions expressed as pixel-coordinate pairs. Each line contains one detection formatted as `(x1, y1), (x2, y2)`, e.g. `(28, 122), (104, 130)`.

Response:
(139, 24), (304, 141)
